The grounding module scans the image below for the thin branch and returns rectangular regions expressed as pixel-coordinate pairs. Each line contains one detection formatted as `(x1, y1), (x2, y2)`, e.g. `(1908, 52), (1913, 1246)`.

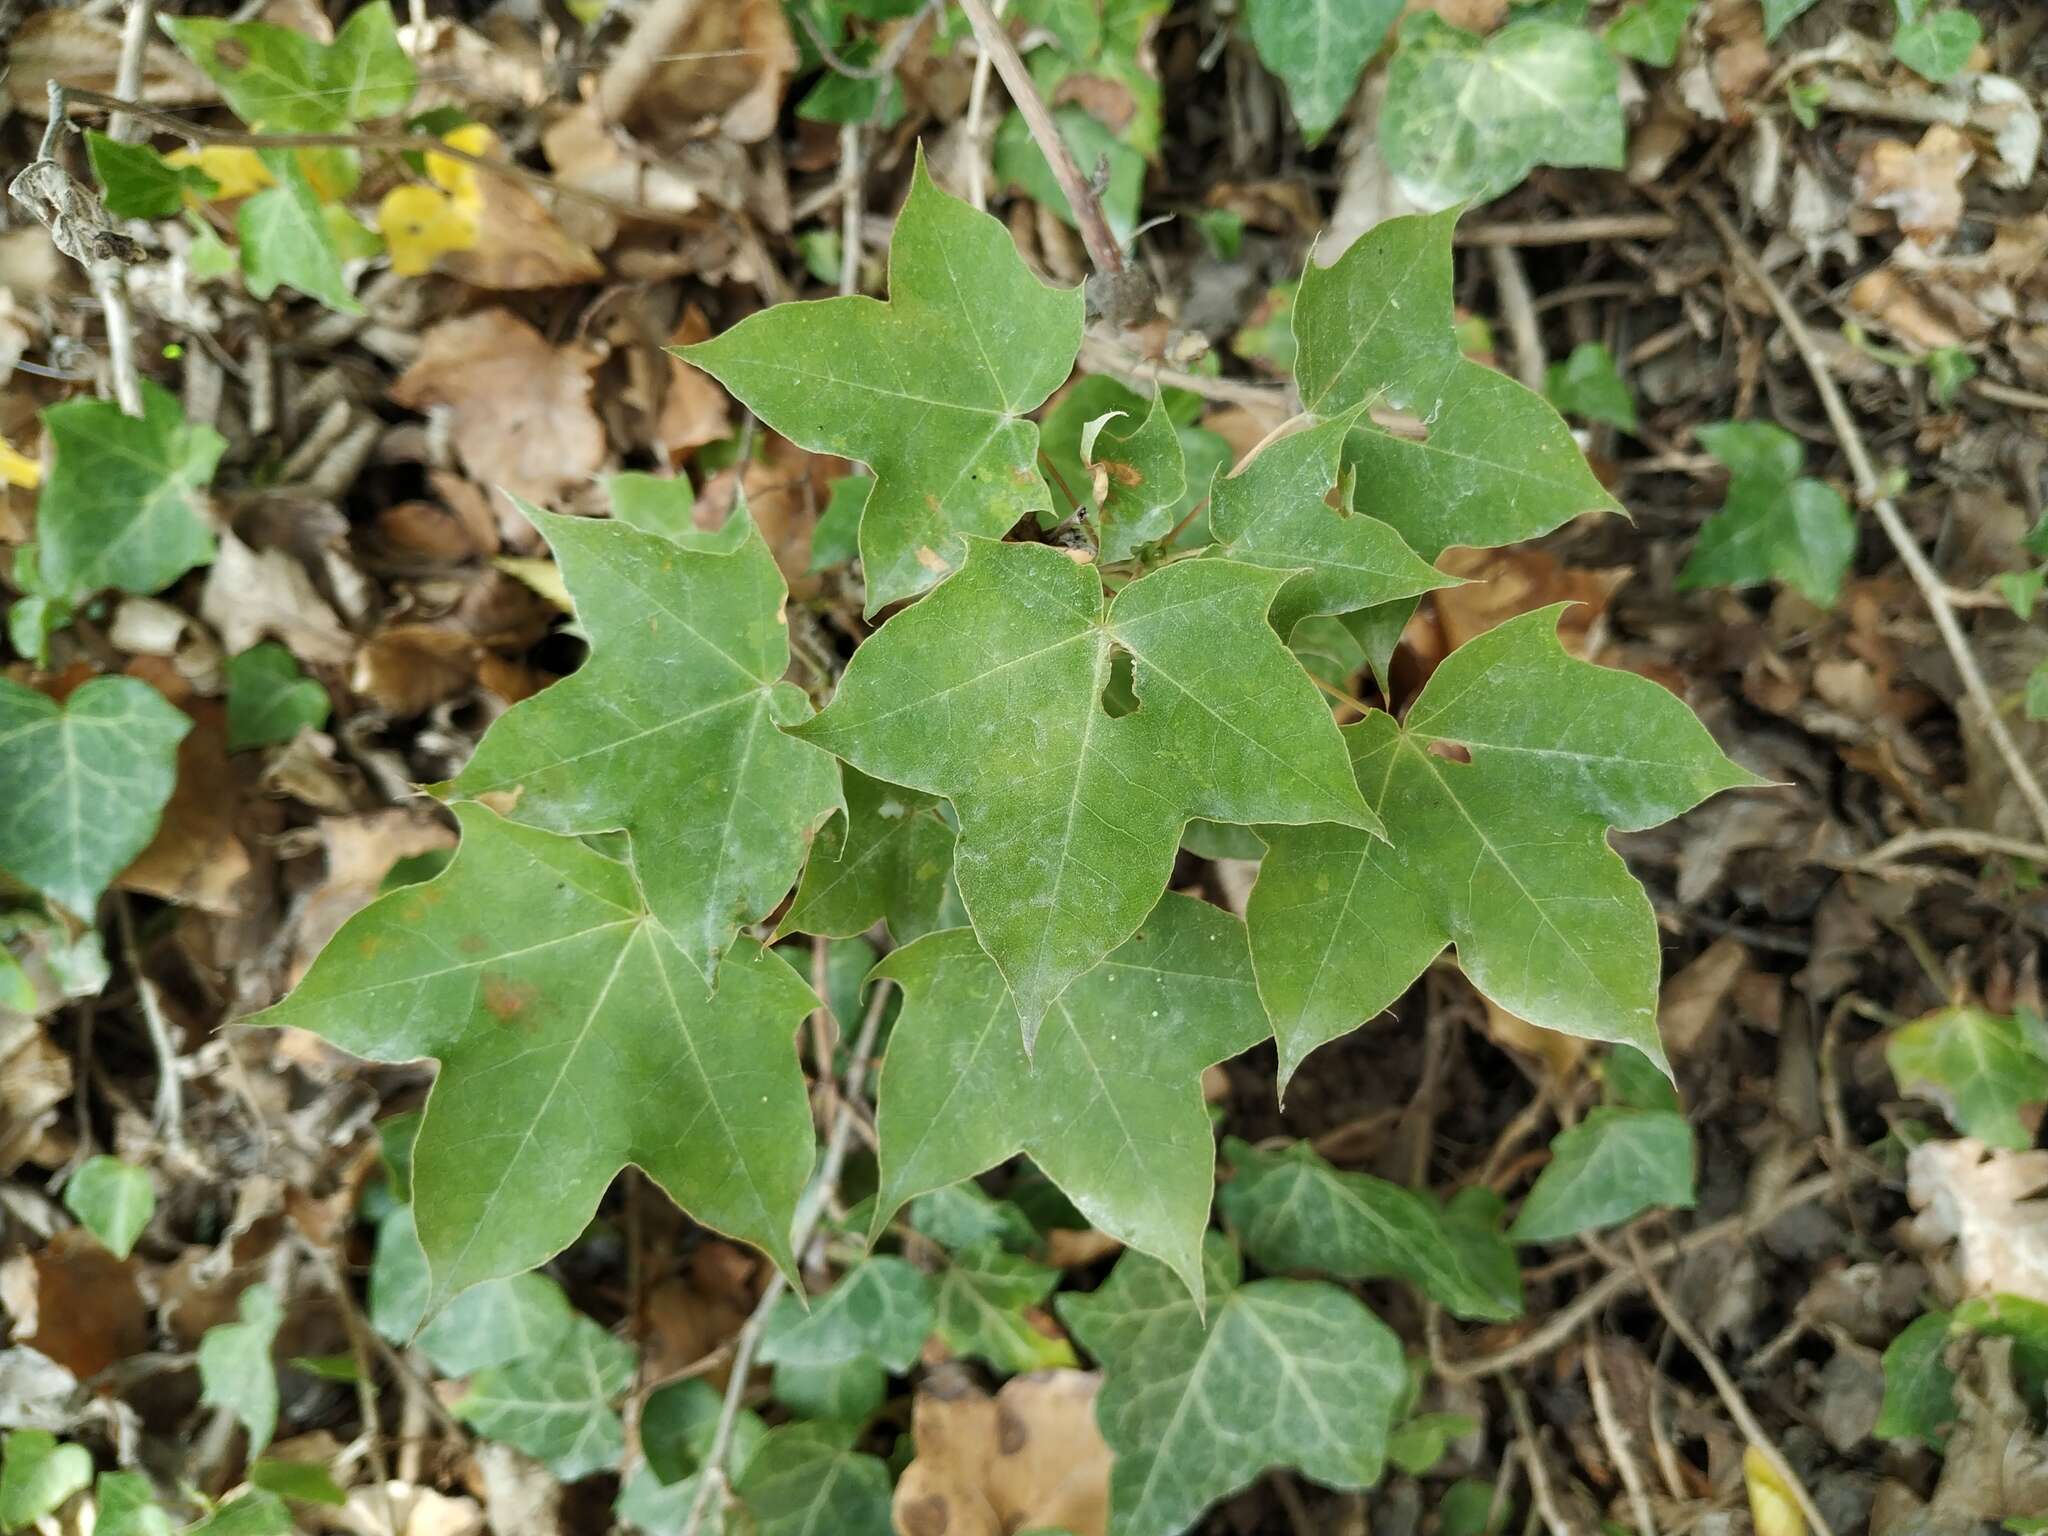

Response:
(676, 977), (896, 1536)
(110, 0), (157, 145)
(1852, 825), (2048, 870)
(1454, 213), (1678, 248)
(114, 895), (185, 1153)
(964, 0), (1007, 210)
(1487, 243), (1546, 393)
(595, 0), (706, 124)
(1584, 1341), (1659, 1536)
(59, 88), (706, 230)
(794, 0), (940, 80)
(1505, 1383), (1584, 1536)
(956, 0), (1124, 275)
(1694, 193), (2048, 845)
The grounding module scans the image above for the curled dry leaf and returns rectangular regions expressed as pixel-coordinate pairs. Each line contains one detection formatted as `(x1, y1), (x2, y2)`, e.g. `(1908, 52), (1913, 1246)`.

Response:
(200, 532), (355, 668)
(893, 1368), (1111, 1536)
(389, 310), (606, 510)
(1856, 124), (1975, 247)
(439, 168), (603, 291)
(117, 702), (257, 916)
(1907, 1138), (2048, 1305)
(0, 1017), (73, 1174)
(350, 625), (481, 719)
(0, 1231), (148, 1381)
(5, 9), (214, 113)
(1431, 546), (1632, 657)
(284, 809), (457, 984)
(634, 0), (796, 147)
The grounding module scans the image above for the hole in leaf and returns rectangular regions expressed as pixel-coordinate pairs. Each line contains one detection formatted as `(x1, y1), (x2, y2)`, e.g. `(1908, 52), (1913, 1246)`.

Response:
(1425, 738), (1472, 765)
(1100, 642), (1139, 718)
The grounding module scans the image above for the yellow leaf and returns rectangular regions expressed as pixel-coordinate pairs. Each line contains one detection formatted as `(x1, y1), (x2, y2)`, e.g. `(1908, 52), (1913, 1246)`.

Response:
(1744, 1446), (1806, 1536)
(427, 123), (498, 213)
(374, 184), (478, 277)
(166, 145), (272, 201)
(494, 555), (572, 613)
(0, 435), (41, 489)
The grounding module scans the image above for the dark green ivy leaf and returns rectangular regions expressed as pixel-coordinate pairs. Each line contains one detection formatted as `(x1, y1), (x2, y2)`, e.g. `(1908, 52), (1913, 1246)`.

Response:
(1507, 1107), (1696, 1243)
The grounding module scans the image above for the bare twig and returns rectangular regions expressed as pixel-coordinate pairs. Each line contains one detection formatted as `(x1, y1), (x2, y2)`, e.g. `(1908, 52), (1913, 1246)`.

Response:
(839, 122), (863, 297)
(114, 895), (185, 1153)
(1584, 1342), (1659, 1536)
(794, 0), (939, 80)
(1612, 1231), (1837, 1536)
(1455, 213), (1678, 248)
(595, 0), (705, 124)
(109, 0), (157, 145)
(964, 0), (1008, 210)
(1505, 1383), (1583, 1535)
(1694, 194), (2048, 845)
(956, 0), (1124, 274)
(676, 977), (896, 1536)
(1487, 243), (1546, 393)
(1852, 825), (2048, 870)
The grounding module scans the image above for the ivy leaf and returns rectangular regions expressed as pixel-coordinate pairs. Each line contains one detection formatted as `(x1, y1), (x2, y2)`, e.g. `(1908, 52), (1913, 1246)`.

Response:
(238, 153), (360, 315)
(35, 381), (224, 599)
(1762, 0), (1820, 37)
(1892, 3), (1980, 82)
(1677, 422), (1856, 608)
(735, 1424), (893, 1536)
(327, 1), (416, 119)
(456, 1311), (635, 1480)
(199, 1284), (284, 1454)
(225, 643), (329, 750)
(1295, 210), (1621, 563)
(909, 1182), (1038, 1253)
(1059, 1236), (1403, 1536)
(1079, 394), (1187, 561)
(1886, 1005), (2048, 1151)
(1248, 606), (1760, 1086)
(62, 1155), (155, 1260)
(0, 676), (192, 918)
(870, 893), (1270, 1306)
(94, 1471), (175, 1536)
(1218, 1138), (1520, 1321)
(1204, 413), (1452, 636)
(643, 1378), (766, 1484)
(1381, 13), (1624, 207)
(780, 767), (960, 944)
(1243, 0), (1402, 145)
(160, 16), (346, 130)
(681, 156), (1082, 611)
(368, 1206), (577, 1377)
(797, 540), (1373, 1032)
(771, 1358), (888, 1424)
(446, 505), (841, 985)
(1543, 342), (1638, 431)
(1605, 0), (1698, 66)
(86, 133), (216, 218)
(934, 1245), (1077, 1374)
(0, 1431), (93, 1530)
(1876, 1311), (1957, 1448)
(254, 805), (819, 1309)
(1507, 1107), (1697, 1243)
(186, 1493), (290, 1536)
(757, 1257), (935, 1374)
(1389, 1412), (1478, 1476)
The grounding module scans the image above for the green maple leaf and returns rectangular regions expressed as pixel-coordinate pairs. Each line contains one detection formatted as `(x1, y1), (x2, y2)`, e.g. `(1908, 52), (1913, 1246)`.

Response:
(1887, 1005), (2048, 1151)
(869, 893), (1269, 1305)
(1248, 606), (1760, 1086)
(0, 676), (191, 918)
(1218, 1139), (1520, 1321)
(1381, 12), (1624, 206)
(456, 1311), (636, 1480)
(1876, 1311), (1957, 1448)
(1059, 1236), (1404, 1536)
(933, 1244), (1077, 1374)
(1242, 0), (1402, 145)
(1204, 412), (1452, 636)
(681, 156), (1082, 611)
(225, 643), (330, 750)
(1677, 422), (1856, 608)
(757, 1256), (935, 1374)
(1079, 393), (1187, 561)
(779, 767), (960, 943)
(254, 805), (819, 1307)
(35, 381), (225, 600)
(238, 152), (360, 315)
(199, 1284), (284, 1454)
(1507, 1107), (1696, 1243)
(62, 1155), (155, 1261)
(797, 540), (1373, 1032)
(1295, 210), (1621, 570)
(446, 504), (840, 986)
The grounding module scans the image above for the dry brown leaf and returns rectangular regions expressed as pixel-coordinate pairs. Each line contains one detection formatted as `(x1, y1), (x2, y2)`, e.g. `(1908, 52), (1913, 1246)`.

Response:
(657, 308), (733, 464)
(0, 1016), (74, 1175)
(1658, 936), (1751, 1058)
(540, 104), (715, 252)
(637, 1242), (760, 1390)
(350, 625), (481, 718)
(1478, 993), (1590, 1082)
(1404, 0), (1507, 30)
(390, 311), (607, 510)
(1857, 124), (1976, 247)
(283, 810), (456, 985)
(117, 702), (256, 916)
(1432, 546), (1632, 656)
(1907, 1138), (2048, 1305)
(400, 19), (548, 114)
(326, 1482), (487, 1536)
(633, 0), (796, 147)
(893, 1369), (1111, 1536)
(440, 169), (604, 291)
(0, 1232), (150, 1381)
(199, 532), (355, 668)
(6, 10), (214, 113)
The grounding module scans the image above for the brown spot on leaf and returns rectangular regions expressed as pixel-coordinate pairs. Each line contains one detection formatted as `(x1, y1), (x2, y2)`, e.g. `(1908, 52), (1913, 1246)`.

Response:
(899, 1494), (949, 1536)
(459, 934), (490, 955)
(915, 545), (951, 574)
(357, 935), (384, 960)
(214, 36), (249, 69)
(995, 1402), (1029, 1455)
(483, 974), (539, 1022)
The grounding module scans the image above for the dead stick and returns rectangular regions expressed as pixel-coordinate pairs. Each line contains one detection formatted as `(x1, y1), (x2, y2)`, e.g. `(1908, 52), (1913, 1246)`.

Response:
(595, 0), (704, 124)
(956, 0), (1124, 275)
(1694, 193), (2048, 845)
